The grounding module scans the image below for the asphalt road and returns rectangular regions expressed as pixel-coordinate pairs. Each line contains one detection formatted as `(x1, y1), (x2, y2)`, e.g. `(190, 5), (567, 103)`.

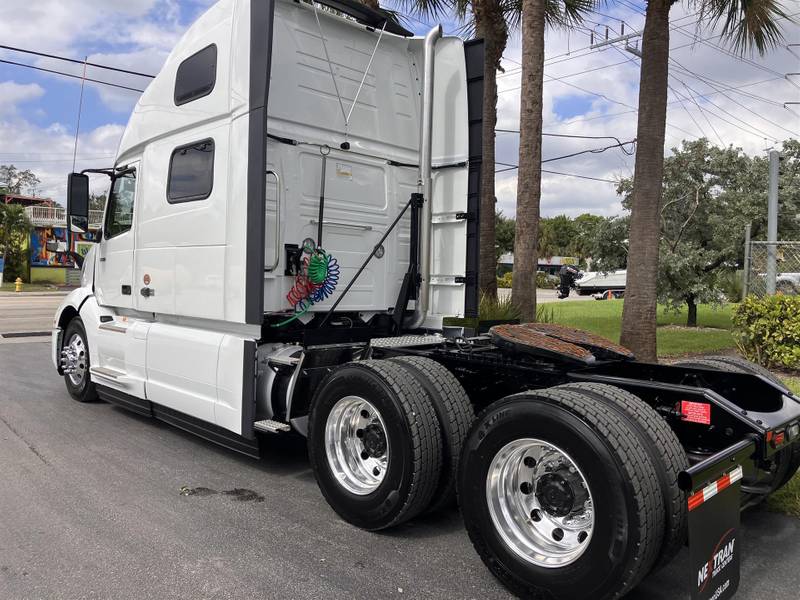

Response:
(1, 306), (799, 599)
(0, 293), (64, 342)
(497, 288), (594, 303)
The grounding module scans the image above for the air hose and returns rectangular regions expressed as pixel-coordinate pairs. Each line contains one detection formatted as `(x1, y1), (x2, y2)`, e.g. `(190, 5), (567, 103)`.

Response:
(272, 246), (340, 328)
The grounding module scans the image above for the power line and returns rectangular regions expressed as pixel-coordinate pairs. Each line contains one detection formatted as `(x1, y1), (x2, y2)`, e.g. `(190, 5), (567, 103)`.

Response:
(0, 44), (156, 78)
(0, 156), (115, 164)
(495, 139), (636, 173)
(680, 82), (725, 145)
(495, 161), (620, 184)
(496, 130), (628, 145)
(669, 59), (800, 138)
(0, 58), (146, 93)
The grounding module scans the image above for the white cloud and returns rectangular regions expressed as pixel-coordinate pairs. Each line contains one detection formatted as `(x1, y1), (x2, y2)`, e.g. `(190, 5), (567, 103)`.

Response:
(0, 81), (44, 115)
(0, 116), (123, 202)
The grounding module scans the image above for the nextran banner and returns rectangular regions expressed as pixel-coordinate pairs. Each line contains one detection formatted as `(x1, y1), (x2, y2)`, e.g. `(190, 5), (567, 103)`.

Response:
(690, 466), (743, 600)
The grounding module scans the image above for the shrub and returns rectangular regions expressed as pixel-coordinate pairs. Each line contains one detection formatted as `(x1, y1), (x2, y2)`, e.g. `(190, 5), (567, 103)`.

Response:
(733, 295), (800, 370)
(497, 272), (513, 289)
(479, 293), (521, 322)
(536, 271), (559, 289)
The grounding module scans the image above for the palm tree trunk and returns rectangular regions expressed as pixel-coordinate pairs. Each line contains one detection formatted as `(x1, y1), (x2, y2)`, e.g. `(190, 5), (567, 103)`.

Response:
(511, 0), (546, 323)
(619, 0), (671, 361)
(475, 2), (508, 300)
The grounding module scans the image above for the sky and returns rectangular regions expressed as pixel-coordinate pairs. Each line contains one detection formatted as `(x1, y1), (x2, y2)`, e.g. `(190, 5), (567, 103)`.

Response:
(0, 0), (798, 218)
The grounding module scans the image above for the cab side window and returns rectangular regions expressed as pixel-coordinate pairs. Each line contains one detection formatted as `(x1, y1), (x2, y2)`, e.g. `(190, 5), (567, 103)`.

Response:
(105, 172), (136, 239)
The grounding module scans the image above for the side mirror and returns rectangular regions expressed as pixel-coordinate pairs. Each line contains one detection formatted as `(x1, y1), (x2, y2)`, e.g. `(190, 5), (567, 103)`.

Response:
(67, 173), (90, 232)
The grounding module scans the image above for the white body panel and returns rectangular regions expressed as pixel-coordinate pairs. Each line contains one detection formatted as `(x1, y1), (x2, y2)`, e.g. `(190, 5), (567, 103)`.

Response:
(53, 0), (472, 440)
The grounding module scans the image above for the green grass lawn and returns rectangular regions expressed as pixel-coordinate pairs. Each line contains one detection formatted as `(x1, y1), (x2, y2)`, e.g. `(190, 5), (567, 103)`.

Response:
(767, 377), (800, 518)
(545, 299), (737, 357)
(0, 282), (65, 292)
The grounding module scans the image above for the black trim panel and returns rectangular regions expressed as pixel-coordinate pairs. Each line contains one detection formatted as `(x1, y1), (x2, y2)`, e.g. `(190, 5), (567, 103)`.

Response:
(241, 339), (257, 440)
(96, 385), (261, 459)
(97, 384), (153, 417)
(245, 1), (275, 325)
(154, 404), (260, 458)
(463, 39), (484, 319)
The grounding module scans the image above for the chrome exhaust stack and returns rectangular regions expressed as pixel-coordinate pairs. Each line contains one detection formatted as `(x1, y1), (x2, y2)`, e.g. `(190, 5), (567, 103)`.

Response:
(406, 24), (442, 330)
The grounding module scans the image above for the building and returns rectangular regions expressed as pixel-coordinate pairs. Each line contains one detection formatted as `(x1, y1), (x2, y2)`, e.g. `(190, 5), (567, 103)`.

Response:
(1, 194), (102, 284)
(497, 253), (579, 276)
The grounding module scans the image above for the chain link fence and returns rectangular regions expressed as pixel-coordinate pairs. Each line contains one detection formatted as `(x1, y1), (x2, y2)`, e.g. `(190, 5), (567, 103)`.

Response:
(744, 241), (800, 297)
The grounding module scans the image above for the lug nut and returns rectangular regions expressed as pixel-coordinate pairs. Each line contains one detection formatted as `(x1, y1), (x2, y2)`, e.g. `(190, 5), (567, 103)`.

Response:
(520, 482), (533, 495)
(360, 410), (370, 419)
(552, 528), (564, 542)
(361, 451), (369, 460)
(578, 531), (588, 543)
(523, 456), (536, 468)
(530, 509), (542, 522)
(356, 429), (364, 438)
(373, 467), (380, 476)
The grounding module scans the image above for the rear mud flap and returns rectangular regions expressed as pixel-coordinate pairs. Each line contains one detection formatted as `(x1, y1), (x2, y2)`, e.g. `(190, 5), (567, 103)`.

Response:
(680, 439), (756, 600)
(687, 466), (744, 600)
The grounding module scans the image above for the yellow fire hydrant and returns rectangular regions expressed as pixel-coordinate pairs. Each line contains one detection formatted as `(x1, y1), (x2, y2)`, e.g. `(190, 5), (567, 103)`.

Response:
(14, 277), (23, 293)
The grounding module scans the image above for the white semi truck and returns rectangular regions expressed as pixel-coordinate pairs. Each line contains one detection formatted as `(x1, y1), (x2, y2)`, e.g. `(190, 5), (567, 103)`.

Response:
(53, 2), (800, 599)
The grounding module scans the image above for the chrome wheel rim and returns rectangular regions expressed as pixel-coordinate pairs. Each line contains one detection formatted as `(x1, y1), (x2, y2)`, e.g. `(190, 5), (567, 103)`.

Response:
(325, 396), (389, 495)
(486, 438), (594, 568)
(62, 333), (87, 386)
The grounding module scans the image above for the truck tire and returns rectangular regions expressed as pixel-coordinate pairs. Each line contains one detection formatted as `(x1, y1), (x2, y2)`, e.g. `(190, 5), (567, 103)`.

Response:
(675, 357), (799, 492)
(388, 356), (474, 513)
(558, 382), (688, 571)
(458, 387), (664, 600)
(697, 355), (786, 388)
(62, 317), (98, 403)
(307, 360), (442, 530)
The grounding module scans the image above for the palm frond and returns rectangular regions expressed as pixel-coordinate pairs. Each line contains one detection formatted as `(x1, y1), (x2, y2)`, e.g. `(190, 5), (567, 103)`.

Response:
(391, 0), (457, 21)
(546, 0), (596, 27)
(699, 0), (791, 55)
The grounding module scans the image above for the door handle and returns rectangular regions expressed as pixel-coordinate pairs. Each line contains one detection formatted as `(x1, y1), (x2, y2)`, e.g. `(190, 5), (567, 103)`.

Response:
(99, 257), (107, 262)
(309, 219), (373, 231)
(140, 287), (155, 298)
(121, 285), (132, 296)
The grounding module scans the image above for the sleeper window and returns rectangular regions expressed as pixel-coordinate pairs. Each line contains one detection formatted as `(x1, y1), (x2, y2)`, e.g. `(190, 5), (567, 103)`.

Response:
(105, 171), (136, 239)
(167, 140), (215, 203)
(174, 44), (217, 106)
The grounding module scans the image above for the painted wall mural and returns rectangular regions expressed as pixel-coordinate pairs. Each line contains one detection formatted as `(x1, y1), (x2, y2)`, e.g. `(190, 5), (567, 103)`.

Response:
(30, 227), (100, 267)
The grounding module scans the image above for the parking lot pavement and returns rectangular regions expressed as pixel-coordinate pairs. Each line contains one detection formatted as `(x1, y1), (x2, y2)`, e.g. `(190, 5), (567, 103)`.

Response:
(2, 340), (799, 600)
(498, 287), (595, 303)
(0, 293), (65, 343)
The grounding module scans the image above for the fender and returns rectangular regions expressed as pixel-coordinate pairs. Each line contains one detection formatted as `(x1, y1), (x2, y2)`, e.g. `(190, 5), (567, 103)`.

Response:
(52, 245), (101, 372)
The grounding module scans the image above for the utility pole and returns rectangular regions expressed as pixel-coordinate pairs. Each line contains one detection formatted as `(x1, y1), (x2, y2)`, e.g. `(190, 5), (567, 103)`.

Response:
(766, 150), (780, 295)
(742, 223), (751, 300)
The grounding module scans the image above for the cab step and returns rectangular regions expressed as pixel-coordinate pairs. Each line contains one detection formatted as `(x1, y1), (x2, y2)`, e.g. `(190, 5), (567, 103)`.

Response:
(254, 419), (292, 434)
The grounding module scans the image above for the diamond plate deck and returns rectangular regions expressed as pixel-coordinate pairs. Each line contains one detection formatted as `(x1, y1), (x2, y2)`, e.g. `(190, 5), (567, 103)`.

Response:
(370, 334), (445, 348)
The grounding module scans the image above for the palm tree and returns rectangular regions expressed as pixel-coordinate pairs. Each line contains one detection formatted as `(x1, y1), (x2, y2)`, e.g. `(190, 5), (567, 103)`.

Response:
(511, 0), (593, 322)
(395, 0), (521, 299)
(0, 203), (32, 284)
(620, 0), (790, 361)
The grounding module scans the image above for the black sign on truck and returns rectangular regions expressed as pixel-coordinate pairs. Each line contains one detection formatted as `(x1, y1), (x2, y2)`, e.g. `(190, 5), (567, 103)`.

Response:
(689, 466), (743, 600)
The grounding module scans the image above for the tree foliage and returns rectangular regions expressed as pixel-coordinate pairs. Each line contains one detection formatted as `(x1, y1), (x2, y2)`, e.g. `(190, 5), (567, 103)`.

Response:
(495, 210), (515, 260)
(0, 165), (41, 196)
(0, 203), (32, 282)
(617, 138), (799, 326)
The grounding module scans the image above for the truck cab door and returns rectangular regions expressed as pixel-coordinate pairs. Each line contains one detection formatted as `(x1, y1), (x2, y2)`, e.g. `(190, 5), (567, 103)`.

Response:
(95, 167), (137, 309)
